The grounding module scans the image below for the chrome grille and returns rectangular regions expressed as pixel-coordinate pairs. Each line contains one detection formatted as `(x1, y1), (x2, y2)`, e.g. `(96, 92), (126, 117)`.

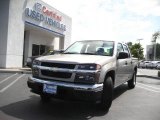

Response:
(40, 62), (75, 79)
(41, 62), (75, 69)
(41, 70), (72, 78)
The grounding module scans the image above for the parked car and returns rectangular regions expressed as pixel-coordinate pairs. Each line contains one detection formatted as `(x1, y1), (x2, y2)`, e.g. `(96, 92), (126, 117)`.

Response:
(138, 61), (150, 68)
(27, 40), (138, 111)
(138, 61), (145, 68)
(26, 50), (62, 68)
(151, 61), (160, 69)
(156, 62), (160, 69)
(147, 61), (154, 69)
(143, 61), (151, 68)
(146, 61), (160, 69)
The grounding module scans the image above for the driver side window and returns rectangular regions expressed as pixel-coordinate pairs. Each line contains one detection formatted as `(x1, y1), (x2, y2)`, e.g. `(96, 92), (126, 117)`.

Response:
(117, 43), (124, 53)
(123, 44), (130, 58)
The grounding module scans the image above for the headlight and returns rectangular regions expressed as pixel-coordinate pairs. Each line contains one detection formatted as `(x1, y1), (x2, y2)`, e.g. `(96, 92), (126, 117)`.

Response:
(78, 64), (101, 70)
(75, 64), (101, 84)
(32, 60), (40, 77)
(32, 67), (39, 77)
(75, 72), (100, 84)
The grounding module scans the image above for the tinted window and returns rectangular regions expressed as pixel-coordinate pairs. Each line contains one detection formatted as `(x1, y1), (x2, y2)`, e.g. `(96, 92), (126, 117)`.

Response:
(123, 44), (130, 57)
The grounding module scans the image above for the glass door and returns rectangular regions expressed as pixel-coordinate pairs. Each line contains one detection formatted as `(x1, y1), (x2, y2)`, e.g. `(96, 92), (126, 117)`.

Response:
(32, 44), (40, 56)
(40, 45), (45, 55)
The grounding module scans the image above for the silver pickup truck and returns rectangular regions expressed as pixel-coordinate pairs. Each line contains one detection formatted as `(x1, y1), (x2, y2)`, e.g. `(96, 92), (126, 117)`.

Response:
(27, 40), (138, 110)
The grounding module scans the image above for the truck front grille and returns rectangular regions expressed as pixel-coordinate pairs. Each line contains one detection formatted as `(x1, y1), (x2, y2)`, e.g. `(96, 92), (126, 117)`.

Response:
(41, 70), (72, 79)
(41, 62), (75, 69)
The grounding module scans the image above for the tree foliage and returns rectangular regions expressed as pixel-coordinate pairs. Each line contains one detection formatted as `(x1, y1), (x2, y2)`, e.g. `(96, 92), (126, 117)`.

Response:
(127, 42), (144, 60)
(151, 31), (160, 60)
(152, 31), (160, 42)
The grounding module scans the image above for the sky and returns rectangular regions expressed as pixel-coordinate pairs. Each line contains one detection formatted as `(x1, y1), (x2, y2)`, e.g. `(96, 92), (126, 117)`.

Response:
(42, 0), (160, 54)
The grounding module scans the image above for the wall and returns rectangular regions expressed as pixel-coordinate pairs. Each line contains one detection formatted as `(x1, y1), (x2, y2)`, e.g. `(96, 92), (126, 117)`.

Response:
(25, 0), (72, 49)
(23, 30), (30, 65)
(28, 30), (54, 57)
(0, 0), (71, 68)
(0, 0), (10, 68)
(146, 45), (153, 60)
(5, 0), (25, 68)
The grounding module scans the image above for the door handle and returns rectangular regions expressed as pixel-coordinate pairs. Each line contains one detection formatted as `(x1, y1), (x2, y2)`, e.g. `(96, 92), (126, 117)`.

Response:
(125, 61), (128, 65)
(131, 61), (133, 64)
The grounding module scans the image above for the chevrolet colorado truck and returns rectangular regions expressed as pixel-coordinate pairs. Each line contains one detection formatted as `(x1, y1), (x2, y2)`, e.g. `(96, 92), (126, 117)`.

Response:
(27, 40), (138, 110)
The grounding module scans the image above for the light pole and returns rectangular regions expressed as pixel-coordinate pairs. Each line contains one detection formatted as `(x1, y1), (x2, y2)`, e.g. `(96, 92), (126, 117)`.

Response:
(137, 38), (143, 44)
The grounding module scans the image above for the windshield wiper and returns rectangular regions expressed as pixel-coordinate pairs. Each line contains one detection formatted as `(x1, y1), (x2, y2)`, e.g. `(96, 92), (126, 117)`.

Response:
(63, 52), (79, 54)
(80, 53), (96, 55)
(81, 52), (110, 56)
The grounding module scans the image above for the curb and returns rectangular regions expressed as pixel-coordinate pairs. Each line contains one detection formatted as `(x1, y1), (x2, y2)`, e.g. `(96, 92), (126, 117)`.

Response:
(0, 70), (32, 74)
(137, 75), (160, 80)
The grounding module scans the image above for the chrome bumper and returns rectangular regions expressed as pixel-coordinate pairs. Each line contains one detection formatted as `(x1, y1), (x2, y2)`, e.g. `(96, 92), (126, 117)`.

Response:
(28, 76), (103, 92)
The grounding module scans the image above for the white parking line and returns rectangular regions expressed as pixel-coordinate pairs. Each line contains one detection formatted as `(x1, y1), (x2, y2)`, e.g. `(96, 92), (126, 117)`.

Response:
(0, 73), (18, 84)
(137, 85), (160, 93)
(137, 82), (160, 90)
(137, 82), (160, 93)
(0, 74), (26, 93)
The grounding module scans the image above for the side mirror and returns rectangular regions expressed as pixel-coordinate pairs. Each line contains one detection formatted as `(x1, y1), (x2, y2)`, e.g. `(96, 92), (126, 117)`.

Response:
(117, 52), (129, 59)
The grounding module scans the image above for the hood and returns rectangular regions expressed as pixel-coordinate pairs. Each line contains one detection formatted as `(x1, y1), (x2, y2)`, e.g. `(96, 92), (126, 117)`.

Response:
(36, 54), (114, 65)
(29, 56), (40, 59)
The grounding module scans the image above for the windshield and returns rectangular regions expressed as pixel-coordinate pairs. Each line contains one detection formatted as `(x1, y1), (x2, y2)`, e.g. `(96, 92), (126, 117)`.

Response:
(64, 40), (114, 56)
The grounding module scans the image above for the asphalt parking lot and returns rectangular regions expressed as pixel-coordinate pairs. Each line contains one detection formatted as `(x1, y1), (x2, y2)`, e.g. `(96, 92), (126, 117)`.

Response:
(0, 72), (160, 120)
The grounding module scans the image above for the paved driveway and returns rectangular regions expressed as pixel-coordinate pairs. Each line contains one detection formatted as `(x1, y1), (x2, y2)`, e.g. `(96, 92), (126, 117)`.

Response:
(0, 73), (160, 120)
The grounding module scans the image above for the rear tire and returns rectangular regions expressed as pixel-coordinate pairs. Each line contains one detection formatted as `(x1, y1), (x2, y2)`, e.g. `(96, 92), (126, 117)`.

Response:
(100, 76), (113, 111)
(128, 72), (136, 89)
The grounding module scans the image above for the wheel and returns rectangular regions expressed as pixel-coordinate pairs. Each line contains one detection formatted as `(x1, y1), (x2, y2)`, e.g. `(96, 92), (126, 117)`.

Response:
(99, 76), (113, 111)
(128, 72), (136, 89)
(40, 94), (51, 102)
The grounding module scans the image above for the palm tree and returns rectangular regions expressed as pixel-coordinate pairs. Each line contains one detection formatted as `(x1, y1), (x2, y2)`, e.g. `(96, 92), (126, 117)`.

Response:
(152, 31), (160, 60)
(152, 31), (160, 42)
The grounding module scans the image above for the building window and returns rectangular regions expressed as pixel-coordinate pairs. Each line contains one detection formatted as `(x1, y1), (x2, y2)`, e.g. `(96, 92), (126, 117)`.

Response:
(32, 44), (40, 56)
(32, 44), (53, 56)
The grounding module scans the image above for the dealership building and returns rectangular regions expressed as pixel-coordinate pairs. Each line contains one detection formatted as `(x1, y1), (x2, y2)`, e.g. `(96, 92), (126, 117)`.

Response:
(0, 0), (72, 68)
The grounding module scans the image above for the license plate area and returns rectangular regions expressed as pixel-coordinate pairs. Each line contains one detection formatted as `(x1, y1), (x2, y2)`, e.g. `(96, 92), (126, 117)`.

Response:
(43, 84), (57, 94)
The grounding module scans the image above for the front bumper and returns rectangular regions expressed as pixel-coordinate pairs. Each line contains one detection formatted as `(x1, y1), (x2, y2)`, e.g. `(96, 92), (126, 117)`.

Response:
(27, 76), (103, 102)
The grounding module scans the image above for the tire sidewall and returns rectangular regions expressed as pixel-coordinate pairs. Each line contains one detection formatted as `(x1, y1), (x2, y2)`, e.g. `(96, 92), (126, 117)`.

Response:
(128, 72), (136, 89)
(100, 76), (113, 110)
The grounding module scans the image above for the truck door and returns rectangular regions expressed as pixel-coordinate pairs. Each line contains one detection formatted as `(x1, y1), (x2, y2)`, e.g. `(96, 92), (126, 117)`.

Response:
(122, 44), (133, 81)
(115, 43), (128, 86)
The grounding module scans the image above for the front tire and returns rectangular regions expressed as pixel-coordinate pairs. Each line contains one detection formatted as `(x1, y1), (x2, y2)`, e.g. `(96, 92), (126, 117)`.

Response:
(128, 72), (136, 89)
(100, 76), (113, 111)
